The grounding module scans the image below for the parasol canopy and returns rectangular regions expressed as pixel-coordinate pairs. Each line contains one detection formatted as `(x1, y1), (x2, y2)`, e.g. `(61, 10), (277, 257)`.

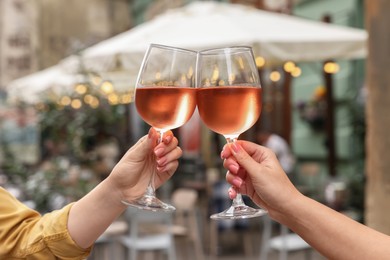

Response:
(7, 1), (367, 104)
(81, 1), (367, 74)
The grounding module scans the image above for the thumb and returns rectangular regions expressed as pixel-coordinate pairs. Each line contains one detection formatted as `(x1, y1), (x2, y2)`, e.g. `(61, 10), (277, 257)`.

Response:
(123, 128), (157, 161)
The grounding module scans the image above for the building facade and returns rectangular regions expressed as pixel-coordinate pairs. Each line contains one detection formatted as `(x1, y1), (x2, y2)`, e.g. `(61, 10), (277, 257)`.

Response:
(0, 0), (132, 92)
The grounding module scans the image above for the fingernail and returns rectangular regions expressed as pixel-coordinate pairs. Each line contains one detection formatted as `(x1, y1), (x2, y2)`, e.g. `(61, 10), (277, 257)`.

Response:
(230, 164), (239, 173)
(163, 135), (172, 144)
(231, 142), (241, 154)
(232, 177), (242, 188)
(154, 147), (164, 157)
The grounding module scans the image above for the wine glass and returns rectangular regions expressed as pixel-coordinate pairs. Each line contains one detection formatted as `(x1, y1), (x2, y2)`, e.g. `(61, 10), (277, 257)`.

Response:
(197, 46), (267, 219)
(122, 44), (198, 211)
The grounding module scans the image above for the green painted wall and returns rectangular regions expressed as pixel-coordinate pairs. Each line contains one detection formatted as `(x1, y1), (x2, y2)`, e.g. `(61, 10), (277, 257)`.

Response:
(291, 0), (366, 203)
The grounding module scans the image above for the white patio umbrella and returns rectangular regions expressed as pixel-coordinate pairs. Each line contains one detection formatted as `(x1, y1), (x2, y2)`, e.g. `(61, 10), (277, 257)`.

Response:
(80, 1), (367, 76)
(6, 64), (79, 104)
(6, 54), (136, 104)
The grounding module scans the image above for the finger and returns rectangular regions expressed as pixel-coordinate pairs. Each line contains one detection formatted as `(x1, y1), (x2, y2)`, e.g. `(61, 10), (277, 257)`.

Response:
(162, 130), (174, 144)
(154, 136), (179, 158)
(228, 186), (237, 199)
(163, 136), (179, 152)
(221, 144), (232, 159)
(223, 157), (240, 174)
(156, 160), (179, 189)
(229, 142), (263, 177)
(157, 160), (179, 175)
(156, 146), (182, 168)
(226, 171), (243, 189)
(148, 128), (160, 146)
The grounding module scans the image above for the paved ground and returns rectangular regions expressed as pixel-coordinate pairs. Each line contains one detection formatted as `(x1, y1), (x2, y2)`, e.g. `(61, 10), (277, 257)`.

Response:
(89, 218), (327, 260)
(89, 198), (327, 260)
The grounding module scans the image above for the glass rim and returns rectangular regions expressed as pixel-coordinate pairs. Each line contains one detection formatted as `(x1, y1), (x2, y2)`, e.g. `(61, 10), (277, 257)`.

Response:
(199, 46), (254, 55)
(148, 43), (198, 55)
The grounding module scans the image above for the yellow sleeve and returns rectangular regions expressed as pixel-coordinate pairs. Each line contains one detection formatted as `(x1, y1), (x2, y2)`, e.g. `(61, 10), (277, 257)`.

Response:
(0, 187), (92, 259)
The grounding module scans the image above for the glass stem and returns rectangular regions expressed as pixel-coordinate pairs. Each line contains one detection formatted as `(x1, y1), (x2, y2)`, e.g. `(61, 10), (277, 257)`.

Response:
(226, 136), (245, 207)
(145, 130), (164, 197)
(145, 181), (156, 197)
(232, 192), (244, 206)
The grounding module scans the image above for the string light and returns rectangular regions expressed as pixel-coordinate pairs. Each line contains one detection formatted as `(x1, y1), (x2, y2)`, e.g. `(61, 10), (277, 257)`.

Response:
(75, 84), (87, 95)
(291, 66), (302, 77)
(60, 96), (71, 106)
(211, 66), (219, 82)
(100, 81), (114, 94)
(120, 93), (132, 104)
(270, 71), (281, 82)
(108, 93), (119, 105)
(89, 97), (99, 109)
(181, 74), (187, 85)
(237, 57), (245, 70)
(255, 56), (265, 68)
(228, 74), (236, 84)
(71, 99), (82, 109)
(283, 61), (295, 73)
(187, 66), (194, 79)
(323, 62), (340, 74)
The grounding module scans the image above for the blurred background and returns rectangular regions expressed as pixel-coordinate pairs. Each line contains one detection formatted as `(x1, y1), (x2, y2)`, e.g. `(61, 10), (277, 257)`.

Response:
(0, 0), (388, 259)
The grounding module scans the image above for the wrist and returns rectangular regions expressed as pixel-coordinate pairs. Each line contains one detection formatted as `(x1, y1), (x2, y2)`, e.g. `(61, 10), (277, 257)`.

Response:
(101, 176), (128, 211)
(269, 190), (306, 225)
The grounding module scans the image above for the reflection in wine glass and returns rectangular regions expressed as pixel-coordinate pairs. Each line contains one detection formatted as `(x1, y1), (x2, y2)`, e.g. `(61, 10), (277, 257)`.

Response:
(122, 44), (197, 211)
(197, 46), (267, 219)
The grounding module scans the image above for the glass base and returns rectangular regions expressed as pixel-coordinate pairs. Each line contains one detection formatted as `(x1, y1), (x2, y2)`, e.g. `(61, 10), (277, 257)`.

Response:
(211, 204), (267, 220)
(121, 195), (176, 212)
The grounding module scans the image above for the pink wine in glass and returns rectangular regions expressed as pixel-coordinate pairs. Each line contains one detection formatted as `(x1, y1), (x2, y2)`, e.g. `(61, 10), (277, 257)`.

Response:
(136, 86), (197, 131)
(123, 44), (197, 212)
(197, 86), (262, 136)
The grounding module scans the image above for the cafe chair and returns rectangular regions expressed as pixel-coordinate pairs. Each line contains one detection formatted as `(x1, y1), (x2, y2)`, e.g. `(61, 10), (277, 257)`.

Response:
(260, 215), (312, 260)
(89, 220), (128, 260)
(117, 207), (176, 260)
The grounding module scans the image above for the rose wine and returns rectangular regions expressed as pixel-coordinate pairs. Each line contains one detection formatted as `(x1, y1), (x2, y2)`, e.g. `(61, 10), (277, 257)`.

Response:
(197, 86), (262, 136)
(135, 86), (197, 131)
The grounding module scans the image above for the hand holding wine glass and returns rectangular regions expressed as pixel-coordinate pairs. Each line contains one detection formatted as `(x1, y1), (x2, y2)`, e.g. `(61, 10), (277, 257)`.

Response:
(197, 46), (267, 219)
(122, 44), (197, 211)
